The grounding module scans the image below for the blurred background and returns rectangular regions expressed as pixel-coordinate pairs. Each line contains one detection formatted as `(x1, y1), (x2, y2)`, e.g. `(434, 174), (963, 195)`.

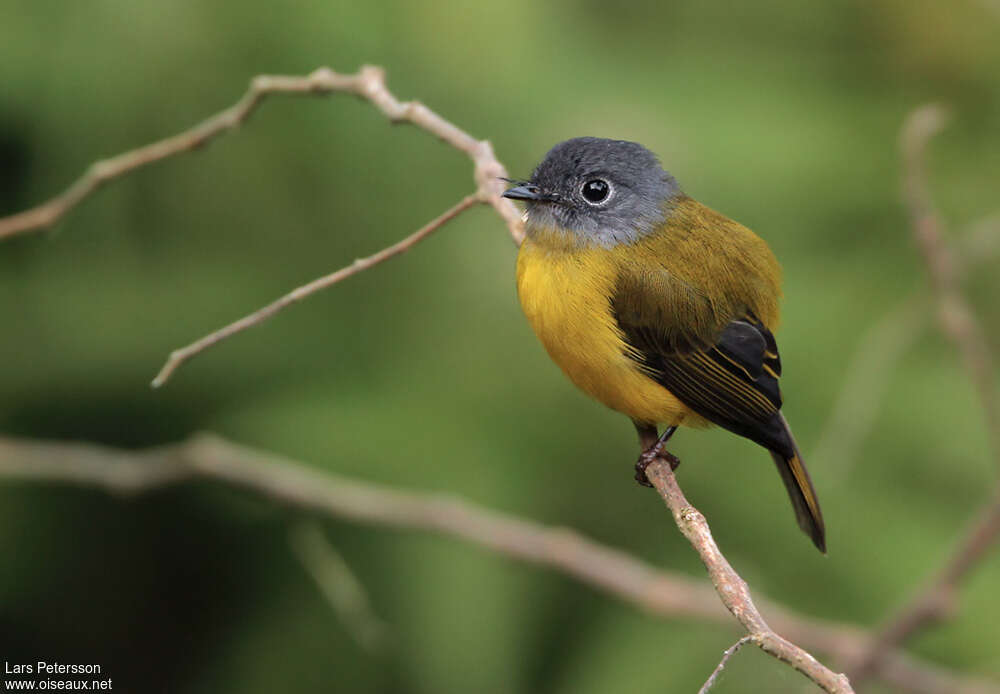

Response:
(1, 1), (999, 692)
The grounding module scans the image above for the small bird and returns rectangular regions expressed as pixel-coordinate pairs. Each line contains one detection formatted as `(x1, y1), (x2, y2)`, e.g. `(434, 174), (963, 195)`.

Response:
(504, 137), (825, 552)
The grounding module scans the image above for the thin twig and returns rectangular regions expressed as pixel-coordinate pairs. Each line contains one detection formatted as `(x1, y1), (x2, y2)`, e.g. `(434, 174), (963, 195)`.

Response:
(150, 193), (481, 387)
(643, 460), (854, 693)
(0, 434), (993, 694)
(816, 208), (1000, 485)
(812, 297), (927, 481)
(847, 104), (1000, 684)
(698, 635), (752, 694)
(0, 66), (523, 244)
(901, 104), (1000, 460)
(289, 521), (388, 652)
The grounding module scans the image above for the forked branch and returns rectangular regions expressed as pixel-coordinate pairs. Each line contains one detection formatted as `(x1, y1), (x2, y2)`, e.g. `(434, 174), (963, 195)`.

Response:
(0, 66), (525, 388)
(644, 461), (854, 693)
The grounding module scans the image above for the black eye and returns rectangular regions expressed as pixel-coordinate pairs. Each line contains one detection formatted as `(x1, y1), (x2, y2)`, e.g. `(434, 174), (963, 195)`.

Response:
(581, 179), (611, 204)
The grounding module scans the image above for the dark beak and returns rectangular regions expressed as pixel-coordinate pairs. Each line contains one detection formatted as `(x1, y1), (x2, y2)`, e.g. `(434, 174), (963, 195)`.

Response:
(502, 184), (560, 203)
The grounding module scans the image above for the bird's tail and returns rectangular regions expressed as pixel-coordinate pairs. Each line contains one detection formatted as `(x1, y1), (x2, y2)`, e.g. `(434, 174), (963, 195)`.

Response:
(769, 413), (826, 553)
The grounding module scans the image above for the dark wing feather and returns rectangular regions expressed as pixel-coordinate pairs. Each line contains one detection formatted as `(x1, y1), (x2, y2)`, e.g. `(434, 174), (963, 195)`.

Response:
(611, 265), (826, 551)
(614, 302), (793, 457)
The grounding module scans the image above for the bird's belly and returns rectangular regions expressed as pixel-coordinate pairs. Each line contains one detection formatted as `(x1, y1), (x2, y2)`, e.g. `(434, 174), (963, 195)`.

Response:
(516, 241), (695, 426)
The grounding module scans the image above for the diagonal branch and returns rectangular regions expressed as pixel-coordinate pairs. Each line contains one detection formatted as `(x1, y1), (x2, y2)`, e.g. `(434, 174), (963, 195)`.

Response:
(850, 501), (1000, 685)
(4, 433), (993, 693)
(814, 212), (1000, 487)
(643, 460), (854, 693)
(288, 521), (388, 652)
(811, 297), (927, 480)
(150, 192), (481, 387)
(0, 65), (523, 244)
(901, 105), (1000, 460)
(847, 104), (1000, 684)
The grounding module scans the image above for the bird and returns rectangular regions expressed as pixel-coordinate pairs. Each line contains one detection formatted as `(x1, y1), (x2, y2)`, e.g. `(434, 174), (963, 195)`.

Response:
(503, 137), (825, 552)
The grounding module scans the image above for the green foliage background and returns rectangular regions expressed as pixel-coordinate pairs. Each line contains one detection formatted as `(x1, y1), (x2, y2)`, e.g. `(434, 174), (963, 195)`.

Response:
(1, 1), (998, 692)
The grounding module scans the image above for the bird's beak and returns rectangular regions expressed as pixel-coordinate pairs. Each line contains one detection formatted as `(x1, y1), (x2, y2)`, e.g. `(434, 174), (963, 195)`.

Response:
(502, 184), (560, 203)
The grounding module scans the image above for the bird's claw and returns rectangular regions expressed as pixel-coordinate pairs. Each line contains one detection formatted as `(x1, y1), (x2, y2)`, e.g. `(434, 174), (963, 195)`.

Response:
(634, 446), (681, 487)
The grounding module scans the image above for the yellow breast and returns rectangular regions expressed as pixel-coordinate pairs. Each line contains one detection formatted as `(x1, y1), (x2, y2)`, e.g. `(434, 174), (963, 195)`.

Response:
(516, 232), (696, 426)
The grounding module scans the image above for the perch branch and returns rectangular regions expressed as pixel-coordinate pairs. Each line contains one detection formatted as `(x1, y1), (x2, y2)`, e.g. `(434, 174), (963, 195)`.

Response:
(0, 65), (523, 244)
(847, 104), (1000, 684)
(150, 192), (480, 387)
(3, 434), (992, 693)
(643, 460), (853, 693)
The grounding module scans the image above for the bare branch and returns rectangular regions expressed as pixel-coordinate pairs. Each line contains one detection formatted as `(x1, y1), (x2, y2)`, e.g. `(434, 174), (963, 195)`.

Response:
(815, 207), (1000, 485)
(698, 635), (752, 694)
(901, 104), (1000, 460)
(643, 460), (854, 693)
(150, 193), (481, 387)
(0, 433), (993, 694)
(0, 64), (525, 387)
(847, 103), (1000, 684)
(0, 66), (523, 244)
(849, 496), (1000, 684)
(289, 521), (388, 652)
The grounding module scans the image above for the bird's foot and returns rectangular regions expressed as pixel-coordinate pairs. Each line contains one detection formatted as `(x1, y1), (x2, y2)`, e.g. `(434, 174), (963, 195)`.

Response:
(634, 445), (681, 487)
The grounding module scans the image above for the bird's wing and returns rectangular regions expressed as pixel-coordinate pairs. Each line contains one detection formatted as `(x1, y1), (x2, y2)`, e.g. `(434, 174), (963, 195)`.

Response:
(612, 277), (790, 454)
(611, 248), (825, 552)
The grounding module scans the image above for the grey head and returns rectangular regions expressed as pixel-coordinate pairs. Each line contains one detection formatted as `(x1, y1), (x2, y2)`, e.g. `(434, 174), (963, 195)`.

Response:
(503, 137), (680, 247)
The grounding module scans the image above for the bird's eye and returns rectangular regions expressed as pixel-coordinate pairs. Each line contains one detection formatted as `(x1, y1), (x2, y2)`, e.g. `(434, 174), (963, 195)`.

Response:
(581, 179), (611, 205)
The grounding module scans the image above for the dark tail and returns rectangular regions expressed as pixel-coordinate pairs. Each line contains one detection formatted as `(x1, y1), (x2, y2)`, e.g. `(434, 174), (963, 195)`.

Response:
(769, 413), (826, 553)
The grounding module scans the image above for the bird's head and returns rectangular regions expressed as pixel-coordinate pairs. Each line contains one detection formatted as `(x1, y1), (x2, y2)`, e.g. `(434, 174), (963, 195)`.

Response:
(503, 137), (680, 247)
